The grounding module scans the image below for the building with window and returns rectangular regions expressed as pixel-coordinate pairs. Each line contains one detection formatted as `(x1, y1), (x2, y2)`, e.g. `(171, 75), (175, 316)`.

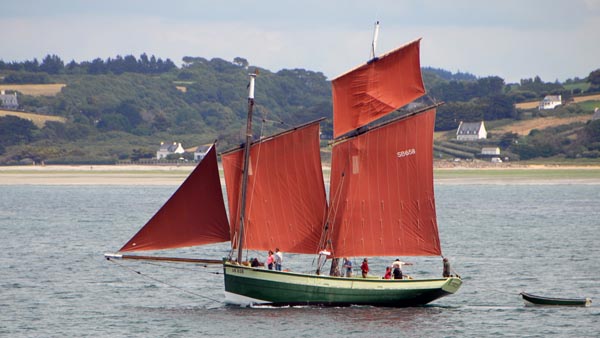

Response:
(456, 121), (487, 141)
(156, 142), (185, 160)
(0, 90), (18, 109)
(194, 144), (212, 161)
(538, 95), (562, 110)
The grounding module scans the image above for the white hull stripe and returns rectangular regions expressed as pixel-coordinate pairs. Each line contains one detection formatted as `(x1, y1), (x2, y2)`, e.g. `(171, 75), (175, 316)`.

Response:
(223, 291), (270, 306)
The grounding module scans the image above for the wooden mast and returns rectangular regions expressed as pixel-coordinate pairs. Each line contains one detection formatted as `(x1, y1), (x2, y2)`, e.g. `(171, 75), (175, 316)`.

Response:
(237, 71), (257, 263)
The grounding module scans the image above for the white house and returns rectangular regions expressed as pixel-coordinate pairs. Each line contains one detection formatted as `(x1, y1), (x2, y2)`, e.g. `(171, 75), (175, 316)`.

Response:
(156, 142), (185, 160)
(481, 147), (500, 156)
(194, 144), (212, 161)
(538, 95), (562, 110)
(0, 90), (18, 109)
(456, 121), (487, 141)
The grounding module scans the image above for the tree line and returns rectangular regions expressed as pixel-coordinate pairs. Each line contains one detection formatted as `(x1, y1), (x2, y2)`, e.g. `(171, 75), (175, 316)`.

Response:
(0, 54), (176, 83)
(0, 52), (599, 164)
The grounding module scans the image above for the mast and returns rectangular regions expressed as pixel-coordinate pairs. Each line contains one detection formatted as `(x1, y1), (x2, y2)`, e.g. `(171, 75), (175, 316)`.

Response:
(370, 21), (380, 60)
(237, 71), (257, 263)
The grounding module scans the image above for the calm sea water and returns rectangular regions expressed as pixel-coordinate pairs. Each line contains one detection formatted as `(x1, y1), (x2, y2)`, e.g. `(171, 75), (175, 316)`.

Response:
(1, 182), (599, 337)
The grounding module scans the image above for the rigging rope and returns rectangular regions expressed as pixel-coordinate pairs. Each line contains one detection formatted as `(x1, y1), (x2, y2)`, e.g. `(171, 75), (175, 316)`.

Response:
(133, 259), (222, 273)
(317, 165), (347, 255)
(106, 257), (224, 305)
(478, 285), (522, 296)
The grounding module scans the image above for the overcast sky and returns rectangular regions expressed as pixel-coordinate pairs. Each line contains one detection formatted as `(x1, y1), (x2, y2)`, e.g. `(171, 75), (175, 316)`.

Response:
(1, 0), (599, 83)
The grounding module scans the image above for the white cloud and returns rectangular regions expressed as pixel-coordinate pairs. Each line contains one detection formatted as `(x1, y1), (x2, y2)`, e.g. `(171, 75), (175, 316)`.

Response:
(1, 1), (598, 83)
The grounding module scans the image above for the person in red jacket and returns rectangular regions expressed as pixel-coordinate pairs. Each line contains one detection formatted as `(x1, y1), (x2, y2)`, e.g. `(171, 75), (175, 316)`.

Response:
(383, 266), (392, 279)
(361, 258), (369, 278)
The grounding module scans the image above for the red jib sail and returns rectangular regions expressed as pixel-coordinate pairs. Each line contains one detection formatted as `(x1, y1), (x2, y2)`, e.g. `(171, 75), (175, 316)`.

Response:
(328, 109), (441, 257)
(119, 145), (230, 252)
(331, 39), (425, 138)
(222, 121), (327, 254)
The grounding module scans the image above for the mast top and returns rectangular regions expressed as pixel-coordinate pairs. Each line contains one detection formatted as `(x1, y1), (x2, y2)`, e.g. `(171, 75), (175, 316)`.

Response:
(370, 21), (380, 61)
(248, 70), (258, 100)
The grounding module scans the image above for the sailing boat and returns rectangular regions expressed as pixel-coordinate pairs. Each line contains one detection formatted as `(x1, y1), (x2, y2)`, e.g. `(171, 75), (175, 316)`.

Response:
(106, 31), (462, 307)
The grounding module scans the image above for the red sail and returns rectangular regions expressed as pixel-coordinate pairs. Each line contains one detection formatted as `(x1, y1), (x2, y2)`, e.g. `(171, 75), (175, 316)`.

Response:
(119, 145), (230, 252)
(328, 109), (441, 257)
(331, 39), (425, 138)
(222, 122), (327, 254)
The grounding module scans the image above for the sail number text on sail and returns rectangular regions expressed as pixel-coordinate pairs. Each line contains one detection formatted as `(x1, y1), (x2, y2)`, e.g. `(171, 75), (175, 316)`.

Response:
(396, 148), (416, 158)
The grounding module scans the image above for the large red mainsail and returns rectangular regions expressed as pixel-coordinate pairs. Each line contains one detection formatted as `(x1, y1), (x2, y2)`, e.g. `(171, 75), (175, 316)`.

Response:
(119, 145), (230, 252)
(328, 109), (441, 257)
(221, 121), (327, 254)
(331, 39), (425, 138)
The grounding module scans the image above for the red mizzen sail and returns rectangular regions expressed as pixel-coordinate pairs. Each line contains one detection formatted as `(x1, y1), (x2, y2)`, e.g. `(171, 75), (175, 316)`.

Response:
(331, 39), (425, 138)
(119, 145), (230, 252)
(328, 109), (441, 257)
(222, 121), (327, 254)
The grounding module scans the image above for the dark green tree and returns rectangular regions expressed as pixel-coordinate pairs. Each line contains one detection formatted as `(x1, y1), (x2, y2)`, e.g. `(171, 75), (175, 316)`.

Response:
(23, 58), (40, 72)
(3, 72), (50, 84)
(131, 148), (154, 161)
(152, 113), (170, 132)
(96, 113), (131, 131)
(116, 100), (143, 127)
(0, 116), (38, 146)
(233, 57), (249, 68)
(583, 119), (600, 143)
(499, 132), (519, 149)
(40, 54), (64, 74)
(588, 69), (600, 88)
(88, 58), (106, 74)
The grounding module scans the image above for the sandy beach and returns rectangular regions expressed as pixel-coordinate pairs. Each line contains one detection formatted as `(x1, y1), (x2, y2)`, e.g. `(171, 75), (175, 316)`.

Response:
(1, 163), (600, 185)
(0, 165), (194, 185)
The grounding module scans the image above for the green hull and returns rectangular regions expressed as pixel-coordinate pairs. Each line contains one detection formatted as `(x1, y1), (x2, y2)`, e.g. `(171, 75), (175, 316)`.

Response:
(223, 262), (462, 307)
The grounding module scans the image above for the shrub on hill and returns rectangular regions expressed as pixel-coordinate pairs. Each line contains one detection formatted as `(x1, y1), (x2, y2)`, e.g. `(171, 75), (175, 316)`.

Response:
(0, 115), (37, 146)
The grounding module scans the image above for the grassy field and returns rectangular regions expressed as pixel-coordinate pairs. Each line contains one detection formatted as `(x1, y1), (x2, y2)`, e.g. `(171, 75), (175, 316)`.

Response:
(515, 101), (539, 110)
(563, 82), (591, 92)
(577, 100), (600, 111)
(0, 83), (66, 96)
(492, 114), (591, 135)
(0, 110), (66, 127)
(515, 93), (600, 110)
(573, 94), (600, 103)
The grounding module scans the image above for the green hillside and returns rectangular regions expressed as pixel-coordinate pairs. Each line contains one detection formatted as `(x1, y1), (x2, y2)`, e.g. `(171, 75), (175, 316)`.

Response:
(1, 54), (599, 164)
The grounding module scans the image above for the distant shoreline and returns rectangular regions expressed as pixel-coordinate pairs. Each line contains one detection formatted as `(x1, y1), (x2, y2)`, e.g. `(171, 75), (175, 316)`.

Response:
(0, 164), (193, 186)
(1, 163), (600, 185)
